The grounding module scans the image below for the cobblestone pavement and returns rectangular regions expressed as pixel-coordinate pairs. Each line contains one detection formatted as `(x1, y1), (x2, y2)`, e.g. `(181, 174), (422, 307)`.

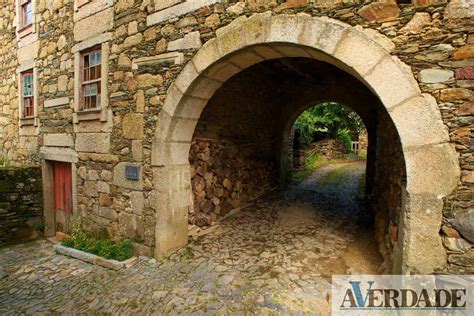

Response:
(0, 161), (381, 315)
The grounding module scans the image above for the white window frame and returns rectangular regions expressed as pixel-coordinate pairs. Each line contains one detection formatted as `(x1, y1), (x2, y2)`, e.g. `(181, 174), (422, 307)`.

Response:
(80, 47), (102, 111)
(16, 0), (36, 39)
(73, 39), (109, 123)
(16, 65), (39, 128)
(21, 70), (35, 118)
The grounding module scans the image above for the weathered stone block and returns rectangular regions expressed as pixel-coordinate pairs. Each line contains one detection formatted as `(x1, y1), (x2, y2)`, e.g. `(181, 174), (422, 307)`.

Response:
(122, 114), (144, 140)
(192, 40), (221, 73)
(453, 45), (474, 60)
(83, 180), (98, 197)
(169, 118), (198, 143)
(74, 7), (114, 42)
(118, 212), (143, 240)
(187, 77), (222, 100)
(455, 67), (474, 80)
(390, 94), (449, 148)
(226, 51), (263, 69)
(404, 143), (459, 196)
(44, 97), (70, 108)
(75, 133), (110, 153)
(136, 73), (163, 89)
(96, 206), (117, 221)
(445, 0), (474, 22)
(167, 31), (202, 51)
(448, 209), (474, 243)
(412, 0), (446, 7)
(147, 0), (221, 26)
(174, 96), (207, 120)
(44, 134), (74, 148)
(274, 0), (309, 12)
(57, 75), (69, 92)
(440, 88), (473, 101)
(124, 33), (143, 48)
(154, 201), (188, 258)
(400, 12), (431, 34)
(204, 62), (242, 83)
(267, 14), (304, 44)
(155, 0), (181, 11)
(365, 57), (420, 109)
(131, 140), (143, 162)
(358, 2), (400, 22)
(334, 28), (386, 76)
(448, 250), (474, 268)
(132, 52), (184, 70)
(215, 16), (247, 56)
(130, 191), (144, 215)
(97, 181), (110, 193)
(401, 194), (446, 274)
(152, 165), (191, 193)
(419, 68), (454, 83)
(99, 193), (113, 207)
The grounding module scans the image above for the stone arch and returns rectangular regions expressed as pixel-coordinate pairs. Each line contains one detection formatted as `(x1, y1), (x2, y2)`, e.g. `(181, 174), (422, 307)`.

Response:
(151, 13), (460, 274)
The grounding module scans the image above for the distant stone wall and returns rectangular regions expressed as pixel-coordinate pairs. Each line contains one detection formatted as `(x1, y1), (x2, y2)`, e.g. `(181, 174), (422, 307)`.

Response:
(0, 167), (43, 246)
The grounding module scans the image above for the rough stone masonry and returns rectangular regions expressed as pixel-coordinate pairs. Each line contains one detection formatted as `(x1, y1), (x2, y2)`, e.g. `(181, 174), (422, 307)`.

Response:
(0, 0), (472, 274)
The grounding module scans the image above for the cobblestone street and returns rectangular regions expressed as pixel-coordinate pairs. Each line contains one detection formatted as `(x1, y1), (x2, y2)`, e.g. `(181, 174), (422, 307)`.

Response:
(0, 161), (380, 314)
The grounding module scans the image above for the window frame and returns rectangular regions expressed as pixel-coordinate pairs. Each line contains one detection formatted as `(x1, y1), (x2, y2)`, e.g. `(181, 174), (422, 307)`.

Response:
(79, 46), (102, 112)
(19, 0), (33, 30)
(21, 70), (35, 118)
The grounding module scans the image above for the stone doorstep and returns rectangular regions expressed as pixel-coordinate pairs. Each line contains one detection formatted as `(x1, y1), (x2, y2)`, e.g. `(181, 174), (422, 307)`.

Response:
(53, 244), (138, 270)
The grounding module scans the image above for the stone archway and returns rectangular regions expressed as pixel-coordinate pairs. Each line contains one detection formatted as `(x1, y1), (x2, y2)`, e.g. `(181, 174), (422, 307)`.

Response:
(151, 13), (459, 274)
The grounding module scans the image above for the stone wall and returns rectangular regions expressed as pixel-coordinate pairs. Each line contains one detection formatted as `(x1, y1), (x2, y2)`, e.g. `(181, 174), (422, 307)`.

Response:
(0, 167), (43, 246)
(0, 1), (21, 164)
(189, 139), (277, 227)
(0, 0), (472, 270)
(370, 110), (406, 273)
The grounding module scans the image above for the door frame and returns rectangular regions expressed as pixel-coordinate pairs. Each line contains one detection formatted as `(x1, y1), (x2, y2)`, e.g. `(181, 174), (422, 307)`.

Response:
(41, 148), (78, 237)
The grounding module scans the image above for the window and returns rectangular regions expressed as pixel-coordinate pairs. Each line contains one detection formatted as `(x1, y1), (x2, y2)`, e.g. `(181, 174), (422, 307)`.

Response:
(81, 47), (102, 110)
(21, 71), (34, 118)
(20, 0), (33, 28)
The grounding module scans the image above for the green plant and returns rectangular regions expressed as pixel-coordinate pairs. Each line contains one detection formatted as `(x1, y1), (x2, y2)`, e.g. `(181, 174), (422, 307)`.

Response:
(337, 129), (352, 152)
(62, 219), (133, 261)
(294, 102), (365, 145)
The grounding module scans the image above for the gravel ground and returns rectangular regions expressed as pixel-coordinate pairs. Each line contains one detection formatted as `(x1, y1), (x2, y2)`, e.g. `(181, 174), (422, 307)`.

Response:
(0, 161), (381, 315)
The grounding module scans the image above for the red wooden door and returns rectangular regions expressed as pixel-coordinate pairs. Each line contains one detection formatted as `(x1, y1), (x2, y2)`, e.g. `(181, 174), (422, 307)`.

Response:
(53, 162), (72, 232)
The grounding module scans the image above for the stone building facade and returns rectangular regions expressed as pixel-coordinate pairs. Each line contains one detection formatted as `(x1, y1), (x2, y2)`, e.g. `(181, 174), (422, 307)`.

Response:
(0, 0), (472, 274)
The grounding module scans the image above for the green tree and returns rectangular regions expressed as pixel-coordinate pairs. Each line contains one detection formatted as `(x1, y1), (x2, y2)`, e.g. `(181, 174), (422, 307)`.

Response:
(293, 102), (364, 145)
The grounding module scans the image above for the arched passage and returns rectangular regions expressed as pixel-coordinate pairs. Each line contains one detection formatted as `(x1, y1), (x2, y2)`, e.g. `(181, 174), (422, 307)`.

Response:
(151, 13), (459, 274)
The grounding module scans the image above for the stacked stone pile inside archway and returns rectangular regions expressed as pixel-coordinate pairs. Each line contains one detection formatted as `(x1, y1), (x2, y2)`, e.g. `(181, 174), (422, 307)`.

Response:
(189, 138), (277, 227)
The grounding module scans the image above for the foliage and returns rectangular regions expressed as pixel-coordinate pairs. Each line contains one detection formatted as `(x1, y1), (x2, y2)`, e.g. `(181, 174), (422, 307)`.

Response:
(294, 102), (365, 145)
(337, 129), (352, 151)
(62, 220), (133, 262)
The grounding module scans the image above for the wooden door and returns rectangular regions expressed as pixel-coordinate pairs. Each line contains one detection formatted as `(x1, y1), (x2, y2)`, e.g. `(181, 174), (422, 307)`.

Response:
(53, 162), (72, 233)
